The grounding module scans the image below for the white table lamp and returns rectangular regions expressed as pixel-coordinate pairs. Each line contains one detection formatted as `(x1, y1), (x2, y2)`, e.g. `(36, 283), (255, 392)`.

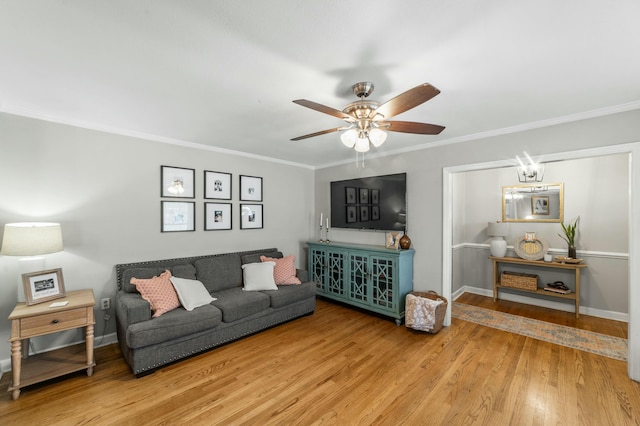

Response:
(1, 222), (64, 302)
(487, 221), (509, 258)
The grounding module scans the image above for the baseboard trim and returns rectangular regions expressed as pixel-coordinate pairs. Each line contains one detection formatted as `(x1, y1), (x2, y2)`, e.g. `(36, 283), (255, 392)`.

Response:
(0, 332), (118, 375)
(454, 285), (629, 323)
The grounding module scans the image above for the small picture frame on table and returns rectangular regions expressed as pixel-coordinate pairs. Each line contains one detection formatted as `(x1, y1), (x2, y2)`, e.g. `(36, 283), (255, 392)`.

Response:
(240, 204), (263, 229)
(386, 232), (401, 250)
(161, 166), (195, 198)
(205, 202), (232, 230)
(240, 175), (263, 202)
(204, 171), (232, 200)
(22, 268), (66, 306)
(161, 201), (195, 232)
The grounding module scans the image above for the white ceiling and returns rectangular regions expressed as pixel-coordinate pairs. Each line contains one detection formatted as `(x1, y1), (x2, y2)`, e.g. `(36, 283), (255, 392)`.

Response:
(2, 1), (640, 168)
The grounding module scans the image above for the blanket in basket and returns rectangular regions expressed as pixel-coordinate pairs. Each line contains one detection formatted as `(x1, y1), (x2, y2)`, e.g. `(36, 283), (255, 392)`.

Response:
(405, 293), (445, 332)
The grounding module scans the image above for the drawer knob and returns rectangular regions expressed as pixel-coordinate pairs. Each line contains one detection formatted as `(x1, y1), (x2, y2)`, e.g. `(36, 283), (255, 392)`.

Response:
(52, 319), (59, 324)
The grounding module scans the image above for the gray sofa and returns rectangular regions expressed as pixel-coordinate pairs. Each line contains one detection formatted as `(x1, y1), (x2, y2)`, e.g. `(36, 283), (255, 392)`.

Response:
(115, 248), (315, 376)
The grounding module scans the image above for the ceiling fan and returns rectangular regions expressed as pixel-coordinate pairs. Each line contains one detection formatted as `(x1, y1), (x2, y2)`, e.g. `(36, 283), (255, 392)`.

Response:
(291, 82), (445, 153)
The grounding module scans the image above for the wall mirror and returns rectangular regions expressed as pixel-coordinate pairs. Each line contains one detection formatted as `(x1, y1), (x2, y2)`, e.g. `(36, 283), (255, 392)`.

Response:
(502, 182), (564, 223)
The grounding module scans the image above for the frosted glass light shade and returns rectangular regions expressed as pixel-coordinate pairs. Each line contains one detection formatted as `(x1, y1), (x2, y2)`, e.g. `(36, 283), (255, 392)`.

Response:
(341, 129), (358, 148)
(1, 223), (64, 256)
(368, 128), (387, 147)
(354, 137), (370, 152)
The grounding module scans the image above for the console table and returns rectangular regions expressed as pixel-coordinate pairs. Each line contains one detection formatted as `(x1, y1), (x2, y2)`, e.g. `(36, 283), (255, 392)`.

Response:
(308, 242), (414, 325)
(490, 256), (587, 318)
(7, 289), (95, 399)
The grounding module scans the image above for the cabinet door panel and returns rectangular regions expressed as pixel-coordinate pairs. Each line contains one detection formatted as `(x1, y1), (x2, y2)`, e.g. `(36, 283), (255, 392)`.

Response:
(310, 248), (326, 292)
(348, 253), (369, 304)
(370, 256), (396, 311)
(326, 249), (346, 297)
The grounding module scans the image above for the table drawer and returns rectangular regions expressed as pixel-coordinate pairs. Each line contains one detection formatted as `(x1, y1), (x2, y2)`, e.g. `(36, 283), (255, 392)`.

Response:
(19, 308), (88, 337)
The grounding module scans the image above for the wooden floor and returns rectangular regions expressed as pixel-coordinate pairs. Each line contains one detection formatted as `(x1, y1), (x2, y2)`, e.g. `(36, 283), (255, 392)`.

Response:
(1, 295), (639, 425)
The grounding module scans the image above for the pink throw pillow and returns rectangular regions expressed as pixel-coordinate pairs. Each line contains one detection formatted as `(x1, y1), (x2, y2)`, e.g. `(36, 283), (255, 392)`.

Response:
(260, 255), (301, 285)
(131, 270), (181, 317)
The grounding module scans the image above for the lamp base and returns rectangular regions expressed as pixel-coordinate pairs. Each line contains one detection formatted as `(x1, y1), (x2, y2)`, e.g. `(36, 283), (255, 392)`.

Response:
(17, 257), (46, 303)
(490, 238), (507, 258)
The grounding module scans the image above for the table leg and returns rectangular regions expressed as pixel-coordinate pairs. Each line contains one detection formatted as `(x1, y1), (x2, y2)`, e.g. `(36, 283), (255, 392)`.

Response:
(86, 324), (94, 376)
(493, 259), (499, 301)
(11, 340), (22, 400)
(575, 268), (581, 318)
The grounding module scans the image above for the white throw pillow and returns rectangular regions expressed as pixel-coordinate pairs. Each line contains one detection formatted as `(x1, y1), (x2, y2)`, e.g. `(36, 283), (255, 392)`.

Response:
(242, 262), (278, 291)
(170, 276), (217, 311)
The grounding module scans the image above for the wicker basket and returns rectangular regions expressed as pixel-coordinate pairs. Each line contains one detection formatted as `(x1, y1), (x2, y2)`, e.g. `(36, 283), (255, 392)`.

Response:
(501, 271), (538, 291)
(405, 291), (448, 333)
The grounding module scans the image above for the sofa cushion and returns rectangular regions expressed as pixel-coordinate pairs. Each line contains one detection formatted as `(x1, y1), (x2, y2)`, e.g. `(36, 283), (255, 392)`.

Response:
(242, 262), (278, 291)
(211, 287), (271, 322)
(131, 270), (181, 318)
(241, 251), (282, 265)
(122, 267), (167, 293)
(172, 264), (197, 280)
(170, 276), (217, 311)
(194, 254), (243, 292)
(126, 304), (223, 349)
(260, 255), (301, 285)
(261, 281), (316, 308)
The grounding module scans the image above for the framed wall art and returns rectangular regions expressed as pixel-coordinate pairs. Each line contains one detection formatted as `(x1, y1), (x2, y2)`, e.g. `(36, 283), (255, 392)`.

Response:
(161, 166), (195, 198)
(161, 201), (195, 232)
(240, 204), (263, 229)
(205, 202), (232, 230)
(359, 188), (369, 204)
(346, 205), (357, 223)
(345, 187), (357, 204)
(240, 175), (263, 202)
(531, 195), (549, 215)
(22, 268), (66, 305)
(204, 170), (232, 200)
(371, 189), (380, 204)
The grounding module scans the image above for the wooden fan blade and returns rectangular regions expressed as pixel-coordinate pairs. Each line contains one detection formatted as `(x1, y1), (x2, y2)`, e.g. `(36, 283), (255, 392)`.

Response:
(370, 83), (440, 119)
(291, 127), (342, 141)
(293, 99), (354, 121)
(381, 121), (445, 135)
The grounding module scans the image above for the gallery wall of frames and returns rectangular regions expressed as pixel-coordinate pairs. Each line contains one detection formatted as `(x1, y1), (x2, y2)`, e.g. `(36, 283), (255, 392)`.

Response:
(160, 165), (264, 232)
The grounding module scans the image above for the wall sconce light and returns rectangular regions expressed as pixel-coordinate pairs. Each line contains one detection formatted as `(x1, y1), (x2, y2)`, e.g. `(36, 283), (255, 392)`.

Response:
(1, 222), (64, 302)
(516, 152), (544, 182)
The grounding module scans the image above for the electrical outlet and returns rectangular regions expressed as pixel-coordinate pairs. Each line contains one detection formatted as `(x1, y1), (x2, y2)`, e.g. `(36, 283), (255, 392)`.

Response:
(101, 298), (110, 310)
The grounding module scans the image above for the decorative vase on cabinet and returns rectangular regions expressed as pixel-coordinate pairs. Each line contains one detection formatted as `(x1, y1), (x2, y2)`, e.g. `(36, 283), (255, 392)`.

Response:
(308, 241), (414, 325)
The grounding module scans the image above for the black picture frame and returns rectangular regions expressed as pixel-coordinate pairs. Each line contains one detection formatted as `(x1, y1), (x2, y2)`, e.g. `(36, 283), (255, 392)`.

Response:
(204, 202), (232, 230)
(371, 205), (380, 221)
(346, 205), (357, 223)
(345, 187), (357, 204)
(240, 175), (263, 202)
(359, 205), (370, 222)
(161, 166), (195, 198)
(161, 201), (195, 232)
(371, 189), (380, 204)
(204, 170), (232, 200)
(359, 188), (369, 204)
(240, 204), (263, 229)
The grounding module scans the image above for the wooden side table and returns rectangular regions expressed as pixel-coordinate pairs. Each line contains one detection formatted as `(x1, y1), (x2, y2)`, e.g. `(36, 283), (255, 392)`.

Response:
(8, 289), (96, 400)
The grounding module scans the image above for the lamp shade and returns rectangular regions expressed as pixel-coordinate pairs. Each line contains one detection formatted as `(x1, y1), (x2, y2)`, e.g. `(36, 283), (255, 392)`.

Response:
(1, 223), (64, 256)
(487, 221), (509, 237)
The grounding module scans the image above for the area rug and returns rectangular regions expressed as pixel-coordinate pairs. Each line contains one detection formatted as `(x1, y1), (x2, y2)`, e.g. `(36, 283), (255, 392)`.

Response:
(451, 302), (628, 361)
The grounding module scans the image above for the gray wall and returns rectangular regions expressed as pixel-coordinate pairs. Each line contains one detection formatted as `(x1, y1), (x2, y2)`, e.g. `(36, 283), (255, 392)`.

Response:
(315, 109), (640, 315)
(0, 112), (315, 363)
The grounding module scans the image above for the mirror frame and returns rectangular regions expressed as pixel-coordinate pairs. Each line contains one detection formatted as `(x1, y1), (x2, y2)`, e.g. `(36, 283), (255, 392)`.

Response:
(502, 182), (564, 223)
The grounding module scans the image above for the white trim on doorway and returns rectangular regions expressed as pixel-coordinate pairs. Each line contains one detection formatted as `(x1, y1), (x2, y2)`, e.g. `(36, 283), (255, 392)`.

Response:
(442, 142), (640, 381)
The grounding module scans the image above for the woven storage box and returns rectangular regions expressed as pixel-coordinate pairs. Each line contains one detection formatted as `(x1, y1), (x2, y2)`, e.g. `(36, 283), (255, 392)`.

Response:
(501, 271), (538, 291)
(405, 291), (447, 333)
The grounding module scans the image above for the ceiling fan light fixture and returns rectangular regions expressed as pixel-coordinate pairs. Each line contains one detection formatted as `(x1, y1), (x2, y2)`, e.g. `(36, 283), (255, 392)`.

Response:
(354, 137), (370, 153)
(340, 129), (358, 148)
(368, 128), (387, 147)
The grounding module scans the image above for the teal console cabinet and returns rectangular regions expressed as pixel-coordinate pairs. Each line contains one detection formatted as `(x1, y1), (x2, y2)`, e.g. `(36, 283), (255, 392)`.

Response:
(307, 242), (414, 325)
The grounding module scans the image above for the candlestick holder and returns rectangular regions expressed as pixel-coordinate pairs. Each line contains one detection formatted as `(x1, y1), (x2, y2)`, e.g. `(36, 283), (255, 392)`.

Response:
(319, 224), (325, 243)
(325, 226), (330, 243)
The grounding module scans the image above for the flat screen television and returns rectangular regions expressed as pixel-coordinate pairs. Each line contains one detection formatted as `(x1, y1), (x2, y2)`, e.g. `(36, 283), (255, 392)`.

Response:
(330, 173), (407, 231)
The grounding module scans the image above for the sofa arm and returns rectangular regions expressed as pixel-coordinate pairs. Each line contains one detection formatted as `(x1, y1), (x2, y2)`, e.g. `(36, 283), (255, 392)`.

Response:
(116, 292), (151, 327)
(296, 268), (309, 282)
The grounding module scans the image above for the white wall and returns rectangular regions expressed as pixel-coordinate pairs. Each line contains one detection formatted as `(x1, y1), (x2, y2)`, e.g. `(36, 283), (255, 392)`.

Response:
(0, 112), (315, 363)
